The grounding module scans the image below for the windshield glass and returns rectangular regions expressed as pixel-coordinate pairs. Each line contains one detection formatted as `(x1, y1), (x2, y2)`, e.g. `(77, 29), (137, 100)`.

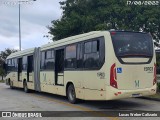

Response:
(111, 32), (153, 57)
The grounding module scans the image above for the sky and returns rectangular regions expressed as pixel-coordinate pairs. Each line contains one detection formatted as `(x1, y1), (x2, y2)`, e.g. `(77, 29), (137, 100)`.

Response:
(0, 0), (62, 51)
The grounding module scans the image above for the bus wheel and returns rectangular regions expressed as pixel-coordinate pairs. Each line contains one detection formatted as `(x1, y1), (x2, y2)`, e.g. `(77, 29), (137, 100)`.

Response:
(23, 81), (29, 93)
(67, 84), (77, 104)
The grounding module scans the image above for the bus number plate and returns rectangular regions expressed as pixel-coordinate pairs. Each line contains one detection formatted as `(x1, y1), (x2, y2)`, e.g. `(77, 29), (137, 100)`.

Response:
(132, 93), (141, 97)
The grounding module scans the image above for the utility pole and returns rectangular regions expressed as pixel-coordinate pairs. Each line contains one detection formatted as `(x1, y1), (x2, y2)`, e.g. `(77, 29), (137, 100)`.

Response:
(19, 3), (21, 51)
(18, 0), (36, 51)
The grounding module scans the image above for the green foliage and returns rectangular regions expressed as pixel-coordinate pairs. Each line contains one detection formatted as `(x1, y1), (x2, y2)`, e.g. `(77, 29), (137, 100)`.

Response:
(0, 48), (17, 76)
(0, 68), (5, 76)
(48, 0), (160, 43)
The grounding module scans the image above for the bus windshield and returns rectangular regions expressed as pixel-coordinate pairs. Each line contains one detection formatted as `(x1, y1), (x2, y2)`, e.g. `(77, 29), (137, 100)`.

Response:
(111, 32), (153, 58)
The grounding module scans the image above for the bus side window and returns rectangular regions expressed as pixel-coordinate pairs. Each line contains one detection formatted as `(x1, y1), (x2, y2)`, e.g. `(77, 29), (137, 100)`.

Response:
(41, 52), (45, 70)
(7, 59), (13, 71)
(65, 44), (77, 69)
(99, 37), (105, 67)
(92, 40), (99, 52)
(14, 58), (18, 71)
(45, 50), (54, 70)
(22, 56), (27, 71)
(84, 40), (100, 69)
(41, 50), (55, 70)
(77, 43), (83, 68)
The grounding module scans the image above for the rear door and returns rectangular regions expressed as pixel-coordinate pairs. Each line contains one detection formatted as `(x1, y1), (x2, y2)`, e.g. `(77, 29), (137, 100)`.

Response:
(18, 58), (22, 81)
(55, 49), (65, 85)
(27, 55), (33, 82)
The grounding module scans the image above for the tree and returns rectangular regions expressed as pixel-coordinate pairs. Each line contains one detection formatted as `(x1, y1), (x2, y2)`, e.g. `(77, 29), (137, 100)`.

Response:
(48, 0), (160, 45)
(0, 48), (17, 80)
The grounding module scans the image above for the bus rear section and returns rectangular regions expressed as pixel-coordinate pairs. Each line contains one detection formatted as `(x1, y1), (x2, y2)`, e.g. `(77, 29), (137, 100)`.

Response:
(107, 31), (157, 100)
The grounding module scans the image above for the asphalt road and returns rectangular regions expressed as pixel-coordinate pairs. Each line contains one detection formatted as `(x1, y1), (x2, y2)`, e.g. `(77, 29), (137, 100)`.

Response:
(0, 83), (160, 120)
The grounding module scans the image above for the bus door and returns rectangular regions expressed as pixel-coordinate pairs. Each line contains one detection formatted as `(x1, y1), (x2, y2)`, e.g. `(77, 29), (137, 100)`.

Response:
(27, 55), (33, 82)
(18, 58), (22, 81)
(55, 49), (64, 85)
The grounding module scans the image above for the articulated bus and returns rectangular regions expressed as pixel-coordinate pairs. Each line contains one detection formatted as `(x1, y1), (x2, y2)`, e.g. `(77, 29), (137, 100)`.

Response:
(4, 31), (157, 103)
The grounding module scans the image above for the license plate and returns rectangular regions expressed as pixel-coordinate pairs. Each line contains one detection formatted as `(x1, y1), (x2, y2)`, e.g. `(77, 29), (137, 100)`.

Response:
(132, 93), (141, 97)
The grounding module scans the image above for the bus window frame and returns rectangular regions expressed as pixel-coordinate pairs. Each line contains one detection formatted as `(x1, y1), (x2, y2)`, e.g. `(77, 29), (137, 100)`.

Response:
(64, 36), (105, 71)
(110, 31), (154, 65)
(40, 48), (55, 71)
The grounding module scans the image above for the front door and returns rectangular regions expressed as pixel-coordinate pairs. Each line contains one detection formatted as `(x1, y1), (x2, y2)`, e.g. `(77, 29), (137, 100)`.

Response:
(18, 58), (22, 81)
(55, 49), (64, 85)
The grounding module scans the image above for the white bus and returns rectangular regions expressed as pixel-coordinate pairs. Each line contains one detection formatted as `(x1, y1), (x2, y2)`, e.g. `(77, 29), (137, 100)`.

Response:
(4, 31), (157, 103)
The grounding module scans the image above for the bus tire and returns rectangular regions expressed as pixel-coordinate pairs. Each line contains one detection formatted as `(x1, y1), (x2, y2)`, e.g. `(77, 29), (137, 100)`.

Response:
(23, 81), (29, 93)
(67, 84), (77, 104)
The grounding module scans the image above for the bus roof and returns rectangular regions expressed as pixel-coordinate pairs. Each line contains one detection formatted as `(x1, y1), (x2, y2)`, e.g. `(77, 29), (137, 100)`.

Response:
(7, 48), (35, 59)
(109, 30), (148, 34)
(6, 30), (150, 59)
(41, 31), (102, 50)
(7, 31), (103, 59)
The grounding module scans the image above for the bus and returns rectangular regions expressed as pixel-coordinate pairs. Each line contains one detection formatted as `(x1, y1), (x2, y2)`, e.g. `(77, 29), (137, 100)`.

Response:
(4, 31), (157, 103)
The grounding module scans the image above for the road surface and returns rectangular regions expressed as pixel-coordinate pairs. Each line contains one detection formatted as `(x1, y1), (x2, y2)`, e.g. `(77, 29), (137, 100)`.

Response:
(0, 83), (159, 120)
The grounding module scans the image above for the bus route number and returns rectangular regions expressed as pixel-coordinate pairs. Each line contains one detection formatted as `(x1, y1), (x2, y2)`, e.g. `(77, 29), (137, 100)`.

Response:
(144, 67), (153, 73)
(97, 72), (105, 79)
